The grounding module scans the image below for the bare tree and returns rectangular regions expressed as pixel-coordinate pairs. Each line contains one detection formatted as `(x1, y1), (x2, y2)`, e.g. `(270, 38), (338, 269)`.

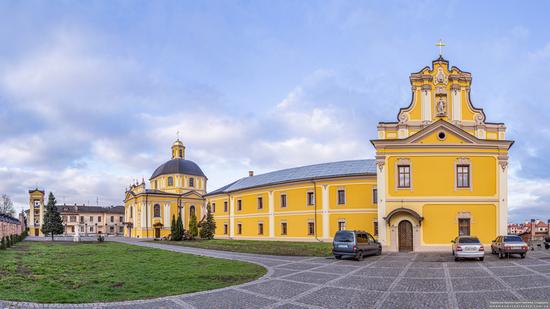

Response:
(0, 194), (16, 217)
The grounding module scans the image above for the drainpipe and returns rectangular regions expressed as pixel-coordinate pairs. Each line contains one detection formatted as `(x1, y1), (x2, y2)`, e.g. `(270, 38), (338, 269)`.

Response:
(226, 193), (231, 239)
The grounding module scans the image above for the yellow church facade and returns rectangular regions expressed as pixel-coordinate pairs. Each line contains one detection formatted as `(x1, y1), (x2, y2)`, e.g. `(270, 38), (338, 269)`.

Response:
(204, 55), (513, 252)
(123, 140), (206, 238)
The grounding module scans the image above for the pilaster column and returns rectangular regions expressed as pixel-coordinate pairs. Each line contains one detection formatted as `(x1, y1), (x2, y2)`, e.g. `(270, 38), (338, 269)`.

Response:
(268, 191), (275, 238)
(322, 185), (329, 240)
(376, 156), (387, 246)
(229, 197), (235, 238)
(498, 156), (509, 235)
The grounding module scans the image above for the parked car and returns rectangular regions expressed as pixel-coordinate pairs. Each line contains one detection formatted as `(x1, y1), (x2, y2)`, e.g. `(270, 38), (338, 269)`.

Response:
(545, 237), (550, 250)
(332, 230), (381, 261)
(491, 235), (529, 258)
(451, 236), (485, 261)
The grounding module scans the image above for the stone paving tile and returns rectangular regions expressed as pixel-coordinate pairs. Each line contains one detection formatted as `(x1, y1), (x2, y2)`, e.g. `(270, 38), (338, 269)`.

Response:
(409, 262), (444, 268)
(516, 287), (550, 301)
(295, 287), (382, 308)
(306, 257), (336, 264)
(446, 261), (481, 268)
(448, 267), (490, 277)
(271, 268), (299, 278)
(241, 258), (293, 267)
(393, 278), (447, 292)
(451, 277), (506, 292)
(354, 267), (402, 277)
(455, 291), (519, 309)
(527, 265), (550, 273)
(276, 263), (324, 271)
(273, 303), (312, 309)
(510, 258), (545, 265)
(380, 292), (449, 309)
(113, 300), (181, 308)
(313, 264), (360, 275)
(240, 279), (316, 299)
(404, 268), (445, 278)
(485, 261), (517, 267)
(283, 271), (339, 284)
(182, 289), (276, 309)
(331, 275), (395, 291)
(373, 261), (409, 268)
(414, 253), (453, 262)
(489, 266), (528, 276)
(502, 274), (550, 288)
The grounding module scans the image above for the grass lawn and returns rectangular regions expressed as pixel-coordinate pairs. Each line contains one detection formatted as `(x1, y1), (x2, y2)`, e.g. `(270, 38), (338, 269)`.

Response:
(157, 239), (333, 256)
(0, 241), (265, 303)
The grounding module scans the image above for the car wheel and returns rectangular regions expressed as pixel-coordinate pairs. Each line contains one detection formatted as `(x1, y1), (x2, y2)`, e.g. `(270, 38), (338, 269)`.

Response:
(356, 251), (364, 261)
(454, 257), (459, 262)
(335, 255), (342, 260)
(491, 248), (496, 254)
(521, 253), (526, 259)
(377, 248), (382, 256)
(452, 250), (454, 256)
(498, 251), (504, 259)
(479, 257), (484, 261)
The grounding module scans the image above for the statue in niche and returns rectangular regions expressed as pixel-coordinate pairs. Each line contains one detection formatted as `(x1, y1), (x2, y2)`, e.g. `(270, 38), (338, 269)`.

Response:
(436, 97), (446, 116)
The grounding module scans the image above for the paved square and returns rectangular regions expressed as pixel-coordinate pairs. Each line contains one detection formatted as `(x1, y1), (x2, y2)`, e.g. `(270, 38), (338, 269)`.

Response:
(6, 239), (550, 309)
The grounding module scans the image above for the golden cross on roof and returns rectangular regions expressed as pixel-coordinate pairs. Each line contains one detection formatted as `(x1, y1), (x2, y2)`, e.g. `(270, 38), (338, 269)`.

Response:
(176, 130), (180, 140)
(436, 39), (446, 57)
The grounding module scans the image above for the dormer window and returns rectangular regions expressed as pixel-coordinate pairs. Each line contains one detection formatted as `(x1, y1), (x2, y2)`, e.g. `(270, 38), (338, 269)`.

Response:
(167, 176), (174, 187)
(189, 177), (194, 187)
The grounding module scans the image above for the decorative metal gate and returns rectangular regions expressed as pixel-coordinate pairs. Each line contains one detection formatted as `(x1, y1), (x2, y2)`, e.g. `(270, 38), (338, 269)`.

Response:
(398, 220), (413, 252)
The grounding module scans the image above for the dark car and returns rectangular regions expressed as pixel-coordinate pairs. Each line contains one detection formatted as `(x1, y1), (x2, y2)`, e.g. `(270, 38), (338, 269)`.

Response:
(332, 230), (381, 261)
(491, 235), (528, 258)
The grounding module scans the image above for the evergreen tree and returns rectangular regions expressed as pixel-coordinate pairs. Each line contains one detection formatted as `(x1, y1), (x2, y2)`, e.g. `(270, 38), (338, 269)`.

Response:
(175, 213), (184, 241)
(1, 236), (5, 249)
(6, 236), (11, 248)
(170, 214), (177, 240)
(189, 212), (198, 240)
(41, 192), (64, 241)
(199, 203), (216, 240)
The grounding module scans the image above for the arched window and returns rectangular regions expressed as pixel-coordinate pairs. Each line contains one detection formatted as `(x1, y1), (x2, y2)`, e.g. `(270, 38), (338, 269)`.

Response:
(190, 205), (196, 217)
(167, 176), (174, 186)
(189, 177), (194, 187)
(153, 204), (161, 218)
(130, 206), (133, 218)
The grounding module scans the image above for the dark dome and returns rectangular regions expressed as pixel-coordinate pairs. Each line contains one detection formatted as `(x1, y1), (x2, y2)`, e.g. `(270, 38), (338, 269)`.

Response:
(150, 158), (206, 180)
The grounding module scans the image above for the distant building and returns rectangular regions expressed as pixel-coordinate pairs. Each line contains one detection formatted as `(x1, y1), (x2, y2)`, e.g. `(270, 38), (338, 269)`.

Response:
(516, 219), (550, 243)
(0, 212), (25, 239)
(28, 189), (124, 237)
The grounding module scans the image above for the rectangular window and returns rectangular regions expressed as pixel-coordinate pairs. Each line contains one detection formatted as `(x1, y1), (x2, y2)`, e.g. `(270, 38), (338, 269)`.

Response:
(224, 201), (228, 212)
(456, 165), (470, 188)
(212, 203), (216, 213)
(458, 218), (471, 236)
(189, 177), (194, 187)
(98, 216), (102, 222)
(71, 226), (75, 233)
(167, 176), (174, 186)
(89, 216), (93, 222)
(307, 191), (315, 206)
(237, 223), (242, 235)
(110, 216), (114, 223)
(338, 220), (346, 231)
(89, 227), (93, 232)
(237, 200), (242, 211)
(308, 222), (315, 236)
(119, 216), (123, 222)
(258, 223), (264, 235)
(110, 226), (114, 232)
(372, 188), (378, 204)
(281, 222), (288, 235)
(337, 189), (345, 205)
(280, 194), (287, 208)
(70, 216), (76, 222)
(374, 221), (379, 236)
(257, 197), (263, 209)
(398, 165), (411, 188)
(223, 224), (228, 235)
(119, 226), (124, 233)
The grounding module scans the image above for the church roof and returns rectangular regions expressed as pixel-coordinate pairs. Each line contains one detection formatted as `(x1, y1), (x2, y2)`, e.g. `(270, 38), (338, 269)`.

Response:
(56, 205), (125, 214)
(150, 158), (206, 180)
(206, 159), (376, 196)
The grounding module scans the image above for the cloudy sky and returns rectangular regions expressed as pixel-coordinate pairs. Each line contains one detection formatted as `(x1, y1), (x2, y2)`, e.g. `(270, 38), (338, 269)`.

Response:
(0, 1), (549, 223)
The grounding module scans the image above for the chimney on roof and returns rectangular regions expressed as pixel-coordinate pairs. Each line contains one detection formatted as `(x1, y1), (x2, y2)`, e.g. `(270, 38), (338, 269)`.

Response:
(248, 170), (254, 177)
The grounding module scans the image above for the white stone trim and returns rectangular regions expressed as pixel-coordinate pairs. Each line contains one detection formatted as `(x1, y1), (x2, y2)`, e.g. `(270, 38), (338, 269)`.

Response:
(452, 88), (461, 121)
(376, 158), (387, 246)
(421, 89), (432, 121)
(322, 184), (329, 240)
(268, 191), (275, 238)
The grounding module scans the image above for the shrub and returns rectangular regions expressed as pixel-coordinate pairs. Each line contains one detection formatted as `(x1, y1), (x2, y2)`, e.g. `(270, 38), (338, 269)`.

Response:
(98, 235), (105, 242)
(199, 204), (216, 240)
(0, 237), (5, 250)
(6, 236), (11, 248)
(188, 212), (198, 240)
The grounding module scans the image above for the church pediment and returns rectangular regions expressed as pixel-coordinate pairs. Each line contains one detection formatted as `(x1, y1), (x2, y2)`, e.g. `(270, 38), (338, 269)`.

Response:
(182, 190), (204, 200)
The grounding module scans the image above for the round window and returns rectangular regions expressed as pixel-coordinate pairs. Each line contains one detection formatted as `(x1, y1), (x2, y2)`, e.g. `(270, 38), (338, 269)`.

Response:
(438, 131), (446, 140)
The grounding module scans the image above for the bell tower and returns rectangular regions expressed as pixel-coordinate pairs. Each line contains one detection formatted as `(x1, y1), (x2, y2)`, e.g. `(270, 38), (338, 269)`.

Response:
(171, 139), (185, 159)
(28, 189), (45, 236)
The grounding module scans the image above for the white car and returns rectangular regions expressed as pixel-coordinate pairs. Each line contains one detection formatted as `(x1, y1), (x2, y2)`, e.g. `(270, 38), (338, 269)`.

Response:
(452, 236), (485, 261)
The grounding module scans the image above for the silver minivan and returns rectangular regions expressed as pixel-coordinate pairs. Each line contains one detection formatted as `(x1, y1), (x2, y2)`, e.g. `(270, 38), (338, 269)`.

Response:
(332, 230), (381, 261)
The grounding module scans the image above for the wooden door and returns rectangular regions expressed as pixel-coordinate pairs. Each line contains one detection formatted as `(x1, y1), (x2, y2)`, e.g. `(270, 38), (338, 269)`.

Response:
(34, 229), (39, 236)
(155, 228), (160, 238)
(398, 220), (413, 252)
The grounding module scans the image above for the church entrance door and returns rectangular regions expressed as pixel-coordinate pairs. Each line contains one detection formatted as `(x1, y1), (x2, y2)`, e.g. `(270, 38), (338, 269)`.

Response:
(398, 220), (413, 252)
(155, 228), (161, 239)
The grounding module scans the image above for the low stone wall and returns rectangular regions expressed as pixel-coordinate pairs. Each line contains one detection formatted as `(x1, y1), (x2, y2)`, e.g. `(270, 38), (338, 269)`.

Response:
(0, 214), (22, 239)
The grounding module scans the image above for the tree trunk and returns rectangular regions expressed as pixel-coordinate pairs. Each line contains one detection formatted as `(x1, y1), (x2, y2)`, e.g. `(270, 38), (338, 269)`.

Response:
(51, 233), (54, 241)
